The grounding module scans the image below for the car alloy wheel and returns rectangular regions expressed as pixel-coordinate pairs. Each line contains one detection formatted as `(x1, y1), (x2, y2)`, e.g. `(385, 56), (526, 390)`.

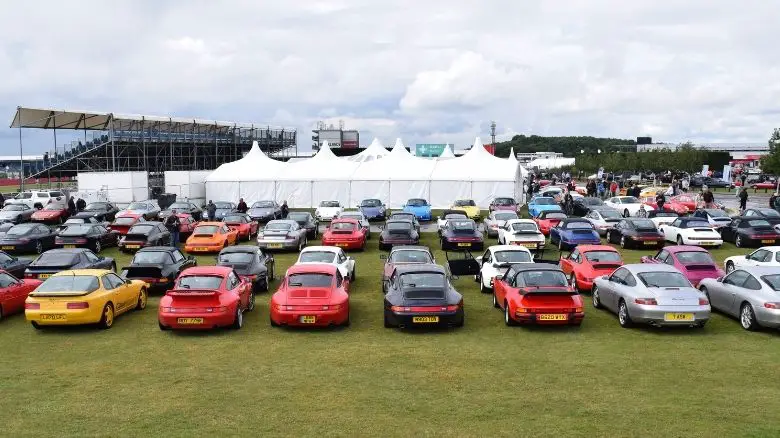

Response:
(233, 307), (243, 329)
(606, 231), (611, 243)
(94, 241), (101, 253)
(492, 291), (499, 308)
(618, 300), (632, 328)
(35, 241), (43, 254)
(504, 302), (516, 326)
(136, 288), (147, 310)
(735, 236), (742, 248)
(569, 273), (577, 290)
(100, 303), (114, 329)
(740, 303), (758, 330)
(247, 293), (256, 312)
(624, 209), (630, 218)
(726, 262), (734, 273)
(620, 236), (626, 249)
(592, 286), (602, 308)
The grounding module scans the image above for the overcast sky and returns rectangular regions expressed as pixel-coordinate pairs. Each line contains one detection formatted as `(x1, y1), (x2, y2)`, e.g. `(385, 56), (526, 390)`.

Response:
(1, 0), (777, 155)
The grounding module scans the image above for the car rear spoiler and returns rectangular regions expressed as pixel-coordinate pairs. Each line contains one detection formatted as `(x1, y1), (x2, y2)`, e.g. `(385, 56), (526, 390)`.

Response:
(30, 290), (91, 297)
(167, 289), (219, 297)
(519, 287), (578, 295)
(444, 250), (480, 276)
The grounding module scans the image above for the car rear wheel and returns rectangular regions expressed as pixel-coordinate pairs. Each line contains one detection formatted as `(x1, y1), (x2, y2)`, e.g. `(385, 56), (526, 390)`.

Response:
(618, 300), (633, 328)
(232, 306), (243, 330)
(93, 240), (101, 253)
(99, 303), (115, 329)
(504, 302), (516, 326)
(35, 241), (43, 254)
(592, 286), (602, 308)
(726, 261), (735, 273)
(620, 236), (627, 249)
(606, 231), (612, 243)
(135, 288), (147, 310)
(31, 321), (42, 330)
(558, 238), (564, 251)
(735, 235), (743, 248)
(492, 291), (500, 308)
(676, 235), (683, 245)
(569, 273), (578, 291)
(351, 265), (356, 282)
(247, 293), (256, 312)
(740, 302), (759, 331)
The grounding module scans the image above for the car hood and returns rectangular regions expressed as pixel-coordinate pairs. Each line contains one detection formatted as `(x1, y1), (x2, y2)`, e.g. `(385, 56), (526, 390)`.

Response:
(360, 206), (384, 215)
(0, 211), (23, 219)
(248, 207), (275, 216)
(316, 207), (342, 216)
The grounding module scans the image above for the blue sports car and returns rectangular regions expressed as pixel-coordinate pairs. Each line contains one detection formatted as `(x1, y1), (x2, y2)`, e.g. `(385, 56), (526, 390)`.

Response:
(358, 198), (387, 221)
(403, 198), (432, 221)
(549, 218), (601, 250)
(527, 197), (563, 218)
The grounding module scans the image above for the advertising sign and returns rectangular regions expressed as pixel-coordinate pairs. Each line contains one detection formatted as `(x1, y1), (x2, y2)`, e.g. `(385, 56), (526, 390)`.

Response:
(415, 144), (447, 157)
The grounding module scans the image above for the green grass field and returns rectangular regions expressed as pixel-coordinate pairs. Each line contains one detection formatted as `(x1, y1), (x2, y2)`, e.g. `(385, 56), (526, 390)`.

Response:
(1, 226), (779, 437)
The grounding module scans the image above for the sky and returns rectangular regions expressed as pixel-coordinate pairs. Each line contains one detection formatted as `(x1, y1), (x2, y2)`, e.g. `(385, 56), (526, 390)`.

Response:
(1, 0), (778, 156)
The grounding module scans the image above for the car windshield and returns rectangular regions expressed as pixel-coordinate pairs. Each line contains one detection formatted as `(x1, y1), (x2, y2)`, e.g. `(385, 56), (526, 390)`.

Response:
(265, 222), (291, 231)
(361, 199), (382, 207)
(407, 199), (427, 207)
(332, 222), (356, 231)
(2, 205), (26, 211)
(223, 215), (246, 223)
(169, 203), (191, 210)
(288, 212), (309, 221)
(35, 275), (99, 293)
(299, 251), (336, 263)
(511, 222), (537, 232)
(704, 209), (728, 217)
(85, 203), (107, 210)
(194, 225), (220, 235)
(520, 270), (568, 287)
(319, 201), (340, 207)
(252, 201), (275, 208)
(128, 224), (155, 234)
(59, 225), (93, 235)
(14, 193), (33, 199)
(454, 200), (476, 207)
(495, 212), (518, 221)
(34, 252), (77, 265)
(584, 251), (622, 263)
(684, 221), (711, 228)
(542, 212), (567, 220)
(599, 210), (623, 219)
(132, 251), (171, 264)
(444, 214), (467, 220)
(631, 219), (657, 230)
(127, 203), (148, 210)
(675, 251), (715, 265)
(42, 204), (62, 211)
(389, 250), (432, 263)
(534, 198), (557, 205)
(288, 273), (332, 287)
(582, 198), (604, 206)
(450, 220), (476, 231)
(493, 198), (515, 205)
(218, 253), (254, 264)
(391, 213), (414, 220)
(386, 222), (412, 231)
(214, 202), (233, 209)
(494, 251), (532, 263)
(748, 220), (771, 227)
(637, 272), (691, 288)
(760, 274), (780, 291)
(619, 197), (640, 204)
(565, 222), (593, 230)
(6, 225), (34, 236)
(178, 275), (223, 289)
(399, 272), (445, 289)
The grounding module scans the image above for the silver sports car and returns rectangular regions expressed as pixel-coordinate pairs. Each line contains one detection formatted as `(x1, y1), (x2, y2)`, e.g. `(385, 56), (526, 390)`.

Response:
(256, 219), (308, 251)
(698, 266), (780, 330)
(0, 204), (36, 224)
(484, 211), (519, 238)
(592, 263), (710, 328)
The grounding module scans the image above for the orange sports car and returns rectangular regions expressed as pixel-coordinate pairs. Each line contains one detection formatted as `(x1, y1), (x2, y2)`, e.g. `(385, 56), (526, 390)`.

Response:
(184, 222), (238, 253)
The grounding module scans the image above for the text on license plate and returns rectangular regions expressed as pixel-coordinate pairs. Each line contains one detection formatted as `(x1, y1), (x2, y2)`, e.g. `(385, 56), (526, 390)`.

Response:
(193, 247), (209, 252)
(664, 313), (694, 322)
(457, 242), (471, 247)
(1, 246), (13, 250)
(177, 318), (203, 324)
(126, 244), (140, 249)
(64, 244), (76, 249)
(412, 316), (439, 323)
(38, 274), (51, 279)
(335, 243), (348, 247)
(538, 314), (567, 321)
(519, 243), (537, 248)
(40, 314), (66, 321)
(299, 316), (316, 324)
(268, 243), (283, 249)
(762, 240), (775, 244)
(643, 241), (655, 245)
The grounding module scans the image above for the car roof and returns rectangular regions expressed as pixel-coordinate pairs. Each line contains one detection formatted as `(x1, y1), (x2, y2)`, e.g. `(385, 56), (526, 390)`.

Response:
(676, 217), (710, 223)
(505, 219), (536, 225)
(508, 264), (562, 272)
(301, 245), (339, 253)
(331, 218), (360, 224)
(196, 221), (224, 226)
(180, 266), (232, 275)
(393, 263), (446, 275)
(43, 248), (89, 254)
(389, 245), (431, 253)
(267, 220), (298, 225)
(52, 269), (110, 277)
(287, 263), (338, 275)
(560, 218), (590, 225)
(385, 219), (413, 225)
(220, 245), (261, 254)
(137, 246), (177, 253)
(736, 266), (780, 276)
(622, 263), (679, 274)
(663, 245), (708, 254)
(488, 245), (532, 253)
(578, 244), (618, 253)
(440, 209), (467, 217)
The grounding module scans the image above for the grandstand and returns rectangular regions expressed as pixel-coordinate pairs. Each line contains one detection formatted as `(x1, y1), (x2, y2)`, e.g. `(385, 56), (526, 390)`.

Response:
(10, 107), (297, 179)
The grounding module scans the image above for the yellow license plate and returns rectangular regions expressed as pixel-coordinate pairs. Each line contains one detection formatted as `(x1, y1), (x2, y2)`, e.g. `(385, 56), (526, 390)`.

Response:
(1, 246), (13, 250)
(643, 241), (655, 245)
(300, 316), (316, 324)
(38, 274), (51, 279)
(335, 243), (348, 247)
(193, 247), (209, 252)
(762, 240), (775, 244)
(519, 243), (537, 248)
(457, 242), (471, 247)
(126, 244), (140, 249)
(664, 313), (694, 322)
(40, 314), (66, 321)
(64, 244), (76, 249)
(177, 318), (203, 324)
(267, 243), (283, 249)
(538, 314), (567, 321)
(412, 316), (439, 323)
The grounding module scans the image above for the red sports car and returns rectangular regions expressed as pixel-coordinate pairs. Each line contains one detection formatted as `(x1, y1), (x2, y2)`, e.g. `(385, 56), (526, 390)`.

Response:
(492, 264), (584, 326)
(559, 244), (624, 292)
(270, 263), (350, 327)
(107, 213), (145, 235)
(670, 194), (697, 212)
(321, 218), (367, 251)
(640, 196), (689, 215)
(222, 213), (259, 241)
(30, 205), (69, 224)
(751, 182), (776, 190)
(533, 211), (568, 236)
(157, 266), (254, 331)
(0, 270), (41, 319)
(176, 213), (198, 237)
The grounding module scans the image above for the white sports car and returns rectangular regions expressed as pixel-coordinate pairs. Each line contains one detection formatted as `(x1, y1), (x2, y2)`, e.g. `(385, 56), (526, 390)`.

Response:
(647, 211), (680, 228)
(497, 219), (546, 250)
(294, 245), (356, 280)
(584, 208), (623, 236)
(474, 245), (534, 293)
(314, 200), (343, 221)
(436, 211), (468, 234)
(605, 196), (653, 217)
(484, 211), (520, 238)
(691, 208), (733, 230)
(723, 246), (780, 272)
(658, 217), (723, 247)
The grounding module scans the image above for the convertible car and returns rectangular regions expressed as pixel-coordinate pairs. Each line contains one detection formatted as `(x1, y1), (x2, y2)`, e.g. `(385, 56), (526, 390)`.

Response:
(270, 263), (350, 327)
(30, 204), (70, 224)
(287, 211), (319, 239)
(25, 269), (147, 329)
(720, 217), (780, 248)
(532, 211), (567, 236)
(605, 196), (651, 217)
(527, 197), (563, 218)
(158, 265), (254, 331)
(583, 207), (623, 236)
(658, 217), (723, 247)
(669, 194), (697, 212)
(383, 264), (464, 328)
(691, 208), (732, 229)
(640, 196), (689, 215)
(0, 250), (33, 279)
(647, 210), (680, 228)
(117, 200), (161, 221)
(247, 200), (282, 223)
(24, 248), (115, 280)
(322, 218), (367, 251)
(297, 246), (356, 281)
(217, 245), (275, 293)
(724, 246), (780, 273)
(222, 213), (259, 241)
(489, 197), (518, 212)
(118, 222), (171, 253)
(497, 219), (545, 250)
(55, 223), (118, 253)
(380, 246), (434, 293)
(184, 222), (239, 253)
(388, 212), (421, 232)
(640, 245), (723, 287)
(450, 199), (481, 221)
(605, 218), (665, 249)
(559, 245), (623, 292)
(591, 264), (710, 328)
(0, 223), (58, 255)
(336, 211), (371, 239)
(358, 198), (387, 221)
(314, 200), (344, 222)
(699, 267), (780, 330)
(256, 220), (308, 252)
(436, 210), (468, 235)
(549, 218), (601, 251)
(0, 270), (41, 320)
(440, 219), (484, 251)
(402, 198), (432, 221)
(492, 264), (584, 326)
(121, 246), (197, 291)
(475, 245), (533, 293)
(379, 220), (420, 250)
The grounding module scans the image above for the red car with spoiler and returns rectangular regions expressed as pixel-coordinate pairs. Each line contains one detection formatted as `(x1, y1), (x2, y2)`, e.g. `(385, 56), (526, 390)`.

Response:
(270, 263), (350, 328)
(559, 245), (624, 292)
(222, 213), (259, 241)
(492, 264), (584, 326)
(533, 211), (568, 236)
(108, 213), (146, 236)
(322, 218), (367, 251)
(157, 266), (253, 331)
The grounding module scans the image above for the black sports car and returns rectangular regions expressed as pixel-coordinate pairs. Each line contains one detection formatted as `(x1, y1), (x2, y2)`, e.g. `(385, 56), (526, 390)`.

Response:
(570, 197), (605, 216)
(247, 200), (282, 222)
(440, 219), (484, 251)
(287, 211), (319, 239)
(379, 220), (420, 250)
(387, 212), (421, 232)
(0, 250), (33, 279)
(82, 202), (120, 222)
(24, 248), (115, 280)
(0, 223), (14, 238)
(217, 245), (275, 293)
(720, 217), (780, 248)
(605, 218), (665, 249)
(159, 201), (203, 221)
(383, 264), (464, 328)
(0, 223), (57, 255)
(59, 215), (102, 231)
(690, 176), (731, 188)
(742, 208), (780, 227)
(119, 222), (171, 252)
(55, 223), (119, 253)
(121, 246), (197, 291)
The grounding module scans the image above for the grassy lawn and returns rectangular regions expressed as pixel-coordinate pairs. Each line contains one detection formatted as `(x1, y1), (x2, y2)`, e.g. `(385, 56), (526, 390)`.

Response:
(1, 224), (779, 437)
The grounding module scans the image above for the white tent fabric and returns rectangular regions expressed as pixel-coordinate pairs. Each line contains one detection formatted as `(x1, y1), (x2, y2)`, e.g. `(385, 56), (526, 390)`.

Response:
(507, 147), (518, 163)
(345, 138), (389, 162)
(205, 141), (287, 201)
(438, 144), (456, 160)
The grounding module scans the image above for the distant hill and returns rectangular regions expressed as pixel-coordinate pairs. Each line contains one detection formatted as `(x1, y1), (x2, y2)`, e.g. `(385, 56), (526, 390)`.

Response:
(494, 135), (636, 158)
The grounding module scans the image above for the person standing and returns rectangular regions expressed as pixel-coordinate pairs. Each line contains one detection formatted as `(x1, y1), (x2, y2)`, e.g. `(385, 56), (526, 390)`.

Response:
(236, 198), (248, 213)
(67, 196), (76, 216)
(281, 200), (289, 219)
(738, 187), (748, 213)
(0, 192), (4, 208)
(609, 180), (618, 197)
(741, 173), (747, 188)
(656, 191), (666, 212)
(701, 185), (715, 208)
(165, 209), (181, 247)
(682, 178), (689, 193)
(206, 200), (216, 221)
(76, 197), (86, 211)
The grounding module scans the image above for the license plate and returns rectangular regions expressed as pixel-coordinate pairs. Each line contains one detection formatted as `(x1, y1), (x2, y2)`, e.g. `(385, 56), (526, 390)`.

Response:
(664, 312), (694, 322)
(762, 240), (775, 244)
(193, 247), (209, 252)
(519, 243), (537, 248)
(177, 318), (203, 324)
(40, 314), (66, 321)
(300, 315), (316, 324)
(335, 243), (348, 247)
(457, 242), (471, 247)
(64, 244), (76, 249)
(412, 316), (439, 323)
(643, 241), (655, 245)
(699, 242), (715, 246)
(126, 244), (140, 249)
(267, 243), (283, 249)
(538, 314), (567, 321)
(1, 246), (13, 250)
(38, 274), (51, 279)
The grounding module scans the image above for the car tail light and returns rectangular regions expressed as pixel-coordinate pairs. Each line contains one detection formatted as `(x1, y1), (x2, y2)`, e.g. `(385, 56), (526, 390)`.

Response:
(25, 303), (40, 309)
(445, 304), (460, 311)
(634, 298), (658, 305)
(764, 302), (780, 309)
(323, 304), (341, 311)
(67, 302), (89, 309)
(575, 307), (584, 313)
(699, 298), (710, 305)
(390, 305), (411, 312)
(18, 238), (30, 243)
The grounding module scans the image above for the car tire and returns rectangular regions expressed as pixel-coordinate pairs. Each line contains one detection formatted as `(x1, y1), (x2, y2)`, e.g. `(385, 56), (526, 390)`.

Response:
(618, 300), (633, 328)
(492, 291), (500, 308)
(558, 238), (564, 251)
(93, 240), (101, 253)
(620, 236), (627, 249)
(298, 239), (304, 252)
(31, 321), (42, 330)
(247, 293), (256, 312)
(135, 288), (147, 310)
(479, 274), (490, 294)
(676, 236), (683, 246)
(98, 303), (115, 329)
(504, 302), (517, 326)
(606, 231), (612, 243)
(740, 302), (759, 331)
(351, 265), (356, 282)
(569, 273), (578, 291)
(726, 261), (735, 273)
(232, 306), (243, 330)
(592, 286), (602, 309)
(270, 316), (279, 327)
(260, 276), (269, 292)
(735, 235), (743, 248)
(35, 241), (43, 254)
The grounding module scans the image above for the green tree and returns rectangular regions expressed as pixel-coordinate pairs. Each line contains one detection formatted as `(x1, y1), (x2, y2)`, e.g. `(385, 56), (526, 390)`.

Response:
(769, 128), (780, 153)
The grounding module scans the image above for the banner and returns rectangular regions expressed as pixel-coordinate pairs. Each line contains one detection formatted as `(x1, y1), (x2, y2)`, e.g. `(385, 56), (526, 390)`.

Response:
(415, 144), (447, 157)
(701, 165), (709, 176)
(722, 165), (731, 183)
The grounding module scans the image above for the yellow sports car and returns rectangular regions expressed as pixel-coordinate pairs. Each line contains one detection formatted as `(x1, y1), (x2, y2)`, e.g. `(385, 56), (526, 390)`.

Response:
(451, 199), (482, 220)
(25, 269), (148, 329)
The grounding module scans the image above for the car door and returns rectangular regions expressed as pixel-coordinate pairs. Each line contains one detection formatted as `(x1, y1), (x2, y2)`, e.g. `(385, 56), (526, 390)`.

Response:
(101, 272), (129, 314)
(714, 270), (749, 316)
(336, 249), (352, 278)
(732, 273), (763, 317)
(603, 268), (628, 311)
(743, 249), (767, 267)
(479, 249), (493, 280)
(0, 272), (23, 314)
(559, 248), (578, 276)
(723, 220), (738, 242)
(228, 270), (248, 310)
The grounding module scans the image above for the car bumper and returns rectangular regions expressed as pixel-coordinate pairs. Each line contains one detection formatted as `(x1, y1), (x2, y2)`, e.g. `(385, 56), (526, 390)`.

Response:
(512, 311), (584, 325)
(507, 241), (545, 251)
(0, 242), (36, 254)
(386, 310), (463, 328)
(321, 239), (363, 250)
(158, 310), (235, 330)
(256, 239), (299, 250)
(26, 308), (100, 326)
(119, 242), (147, 252)
(628, 304), (710, 326)
(442, 240), (484, 251)
(683, 238), (723, 247)
(184, 244), (223, 253)
(250, 215), (275, 222)
(628, 237), (665, 247)
(271, 308), (348, 327)
(755, 307), (780, 328)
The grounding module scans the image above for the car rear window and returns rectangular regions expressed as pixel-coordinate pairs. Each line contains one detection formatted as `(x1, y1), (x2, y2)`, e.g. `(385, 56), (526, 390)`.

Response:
(113, 217), (137, 225)
(389, 250), (432, 263)
(519, 271), (568, 287)
(761, 274), (780, 291)
(494, 251), (532, 263)
(132, 251), (172, 264)
(534, 198), (557, 205)
(218, 253), (254, 264)
(178, 275), (223, 290)
(565, 222), (593, 230)
(265, 222), (292, 231)
(494, 213), (518, 221)
(129, 224), (155, 233)
(299, 251), (336, 263)
(59, 225), (93, 235)
(684, 221), (712, 228)
(510, 222), (538, 232)
(35, 252), (78, 265)
(2, 204), (27, 211)
(35, 275), (99, 293)
(223, 215), (246, 223)
(599, 210), (623, 219)
(288, 273), (332, 287)
(675, 251), (715, 265)
(194, 225), (220, 235)
(331, 222), (356, 231)
(748, 220), (771, 227)
(386, 222), (412, 231)
(288, 212), (309, 221)
(637, 272), (691, 288)
(584, 251), (621, 263)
